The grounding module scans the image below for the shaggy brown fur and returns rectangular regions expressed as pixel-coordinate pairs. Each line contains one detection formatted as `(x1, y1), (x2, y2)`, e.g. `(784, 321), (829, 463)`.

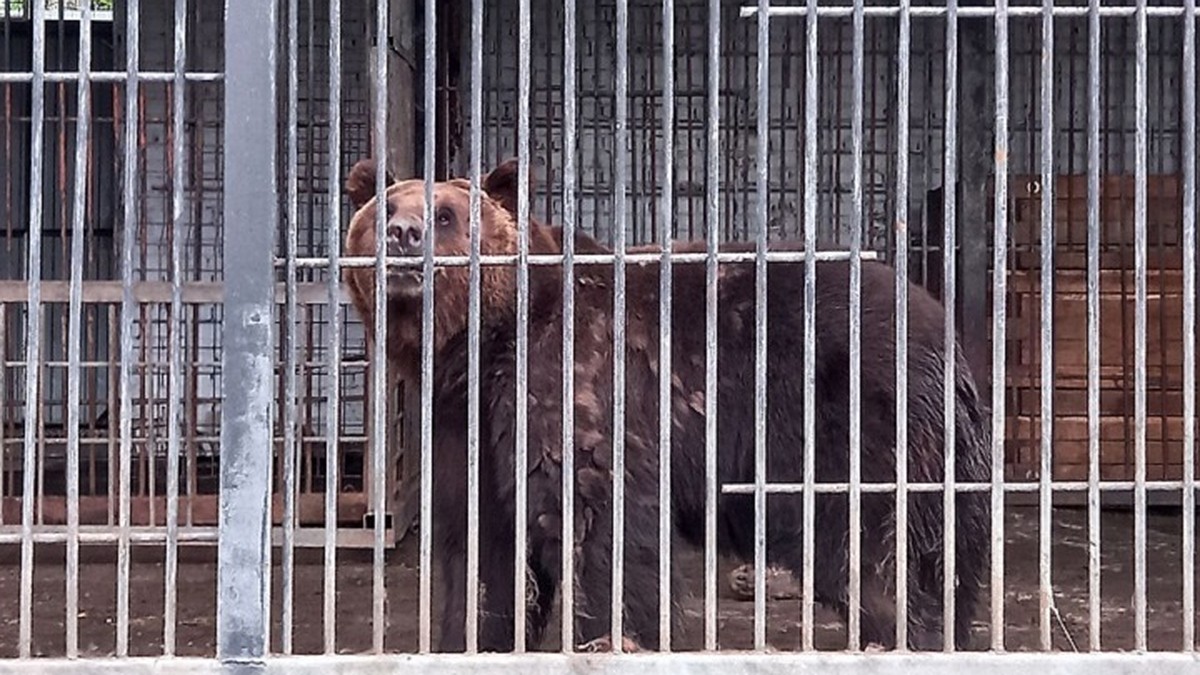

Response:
(341, 158), (992, 655)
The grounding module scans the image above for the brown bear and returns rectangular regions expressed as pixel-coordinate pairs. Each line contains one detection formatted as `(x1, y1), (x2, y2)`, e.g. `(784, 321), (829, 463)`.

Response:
(341, 158), (991, 654)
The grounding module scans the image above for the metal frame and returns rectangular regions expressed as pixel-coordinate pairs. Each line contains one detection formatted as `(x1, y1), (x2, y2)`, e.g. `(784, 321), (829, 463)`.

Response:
(0, 0), (1197, 670)
(0, 653), (1199, 674)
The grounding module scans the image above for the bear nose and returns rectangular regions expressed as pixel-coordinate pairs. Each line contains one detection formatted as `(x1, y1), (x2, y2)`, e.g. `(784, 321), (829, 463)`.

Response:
(387, 221), (424, 255)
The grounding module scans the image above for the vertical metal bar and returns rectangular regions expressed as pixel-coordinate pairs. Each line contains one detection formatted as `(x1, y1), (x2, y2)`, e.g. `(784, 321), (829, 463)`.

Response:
(371, 0), (389, 655)
(218, 0), (277, 662)
(658, 0), (675, 652)
(801, 0), (819, 652)
(165, 0), (187, 656)
(116, 0), (137, 658)
(703, 0), (720, 652)
(894, 0), (912, 651)
(1182, 0), (1197, 653)
(64, 0), (93, 661)
(561, 0), (578, 654)
(324, 0), (343, 655)
(752, 0), (770, 652)
(418, 0), (437, 654)
(513, 0), (532, 656)
(1037, 0), (1054, 654)
(465, 0), (484, 655)
(941, 0), (960, 654)
(282, 0), (300, 655)
(1085, 0), (1102, 653)
(991, 0), (1010, 653)
(0, 302), (5, 529)
(16, 0), (42, 658)
(848, 0), (865, 653)
(612, 0), (629, 653)
(1133, 0), (1148, 653)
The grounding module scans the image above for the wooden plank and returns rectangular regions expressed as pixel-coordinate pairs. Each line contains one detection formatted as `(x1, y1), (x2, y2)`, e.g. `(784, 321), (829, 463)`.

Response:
(1008, 452), (1194, 483)
(1010, 387), (1189, 418)
(1005, 269), (1195, 387)
(1006, 415), (1192, 445)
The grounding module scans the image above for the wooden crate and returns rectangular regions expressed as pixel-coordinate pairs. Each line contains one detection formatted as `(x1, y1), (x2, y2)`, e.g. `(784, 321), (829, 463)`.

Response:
(1007, 174), (1185, 270)
(1002, 174), (1197, 485)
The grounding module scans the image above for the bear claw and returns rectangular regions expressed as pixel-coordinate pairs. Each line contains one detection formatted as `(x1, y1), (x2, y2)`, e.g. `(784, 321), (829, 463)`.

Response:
(576, 635), (641, 653)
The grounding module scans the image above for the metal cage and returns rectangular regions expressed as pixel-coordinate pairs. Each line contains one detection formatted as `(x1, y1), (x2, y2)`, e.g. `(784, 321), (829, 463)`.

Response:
(0, 0), (1195, 671)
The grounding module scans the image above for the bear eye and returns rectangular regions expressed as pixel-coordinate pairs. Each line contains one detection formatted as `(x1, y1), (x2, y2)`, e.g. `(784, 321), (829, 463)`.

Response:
(435, 206), (454, 229)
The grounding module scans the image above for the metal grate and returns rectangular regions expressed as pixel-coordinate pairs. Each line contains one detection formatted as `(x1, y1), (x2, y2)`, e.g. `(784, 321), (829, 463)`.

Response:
(0, 0), (1195, 669)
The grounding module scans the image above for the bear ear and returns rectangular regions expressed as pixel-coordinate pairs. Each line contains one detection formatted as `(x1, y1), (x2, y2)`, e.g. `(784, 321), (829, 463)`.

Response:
(345, 158), (395, 211)
(482, 157), (536, 216)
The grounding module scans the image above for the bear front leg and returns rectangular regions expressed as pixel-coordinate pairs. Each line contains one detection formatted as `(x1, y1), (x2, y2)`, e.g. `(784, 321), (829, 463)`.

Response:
(476, 515), (518, 653)
(571, 493), (665, 652)
(437, 530), (529, 653)
(436, 545), (467, 653)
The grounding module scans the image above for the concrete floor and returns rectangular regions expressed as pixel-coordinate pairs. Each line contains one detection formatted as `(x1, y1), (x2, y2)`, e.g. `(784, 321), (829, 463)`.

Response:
(0, 505), (1196, 657)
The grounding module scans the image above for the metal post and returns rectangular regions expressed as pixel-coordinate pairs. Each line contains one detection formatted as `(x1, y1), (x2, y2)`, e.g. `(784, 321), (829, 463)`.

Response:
(218, 0), (278, 665)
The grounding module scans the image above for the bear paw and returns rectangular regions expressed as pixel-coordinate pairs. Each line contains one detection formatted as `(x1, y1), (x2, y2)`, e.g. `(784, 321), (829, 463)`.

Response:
(576, 634), (641, 653)
(727, 563), (801, 601)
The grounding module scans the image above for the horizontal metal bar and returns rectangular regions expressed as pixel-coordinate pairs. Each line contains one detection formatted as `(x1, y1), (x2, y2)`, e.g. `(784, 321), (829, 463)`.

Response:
(0, 71), (223, 83)
(0, 526), (391, 548)
(0, 361), (368, 372)
(739, 4), (1199, 18)
(301, 249), (880, 269)
(1, 429), (367, 440)
(722, 480), (1200, 494)
(0, 527), (220, 544)
(0, 281), (351, 305)
(0, 653), (1198, 675)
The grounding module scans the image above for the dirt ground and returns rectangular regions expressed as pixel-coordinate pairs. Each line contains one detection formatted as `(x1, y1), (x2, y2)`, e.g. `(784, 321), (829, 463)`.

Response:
(0, 505), (1196, 658)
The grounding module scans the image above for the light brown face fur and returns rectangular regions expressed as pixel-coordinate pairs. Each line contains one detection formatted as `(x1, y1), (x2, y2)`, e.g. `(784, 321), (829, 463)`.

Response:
(342, 162), (557, 379)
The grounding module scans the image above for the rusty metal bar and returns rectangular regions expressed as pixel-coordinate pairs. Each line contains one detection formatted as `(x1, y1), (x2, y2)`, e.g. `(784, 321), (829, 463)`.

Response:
(801, 0), (819, 652)
(1037, 0), (1055, 653)
(741, 4), (1199, 18)
(894, 0), (912, 650)
(1182, 0), (1198, 653)
(116, 0), (139, 657)
(1132, 0), (1149, 652)
(611, 0), (630, 653)
(1086, 0), (1102, 652)
(941, 0), (960, 653)
(560, 0), (578, 654)
(990, 0), (1010, 651)
(317, 249), (878, 270)
(848, 0), (865, 652)
(509, 0), (533, 656)
(164, 0), (188, 656)
(62, 0), (94, 659)
(752, 0), (770, 651)
(658, 0), (675, 652)
(418, 0), (437, 654)
(703, 0), (721, 652)
(466, 0), (486, 655)
(16, 0), (45, 658)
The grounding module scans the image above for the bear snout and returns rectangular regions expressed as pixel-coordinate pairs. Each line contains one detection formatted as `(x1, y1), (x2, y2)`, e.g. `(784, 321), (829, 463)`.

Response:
(386, 217), (425, 256)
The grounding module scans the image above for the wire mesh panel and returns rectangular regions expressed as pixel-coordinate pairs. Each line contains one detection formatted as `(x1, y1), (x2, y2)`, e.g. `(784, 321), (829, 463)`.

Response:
(0, 0), (1197, 671)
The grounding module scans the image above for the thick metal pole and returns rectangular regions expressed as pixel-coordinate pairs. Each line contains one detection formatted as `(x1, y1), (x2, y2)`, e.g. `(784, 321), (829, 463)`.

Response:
(218, 0), (278, 666)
